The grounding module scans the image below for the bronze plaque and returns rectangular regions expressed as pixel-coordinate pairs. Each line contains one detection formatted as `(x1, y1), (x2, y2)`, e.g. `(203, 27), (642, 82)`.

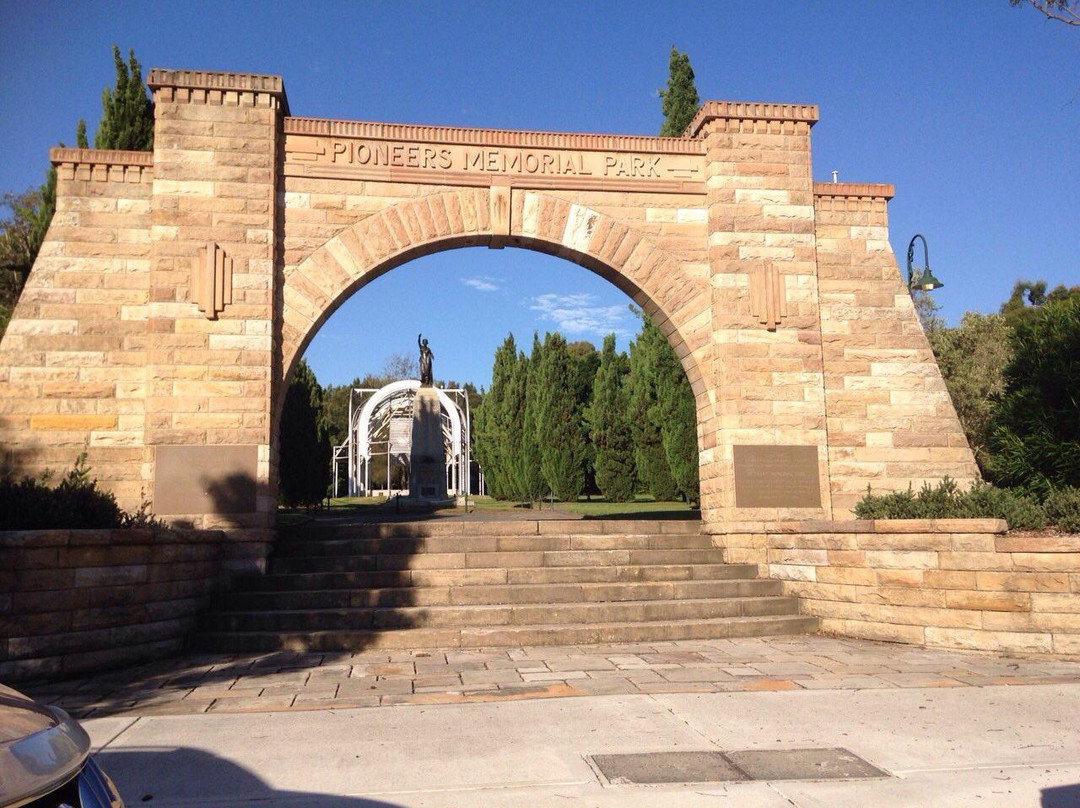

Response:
(154, 445), (259, 515)
(733, 445), (822, 508)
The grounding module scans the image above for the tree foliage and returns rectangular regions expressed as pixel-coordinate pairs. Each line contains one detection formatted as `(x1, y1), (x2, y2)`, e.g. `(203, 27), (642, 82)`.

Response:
(279, 359), (332, 508)
(534, 332), (586, 501)
(1009, 0), (1080, 26)
(519, 334), (549, 501)
(658, 47), (700, 137)
(567, 340), (600, 494)
(94, 45), (154, 151)
(987, 295), (1080, 494)
(589, 335), (636, 502)
(626, 313), (681, 501)
(474, 335), (524, 500)
(654, 341), (700, 504)
(928, 312), (1012, 467)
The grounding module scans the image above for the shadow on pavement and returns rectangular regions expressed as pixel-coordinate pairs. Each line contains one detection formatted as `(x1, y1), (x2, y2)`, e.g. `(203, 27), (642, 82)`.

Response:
(1042, 783), (1080, 807)
(98, 747), (406, 808)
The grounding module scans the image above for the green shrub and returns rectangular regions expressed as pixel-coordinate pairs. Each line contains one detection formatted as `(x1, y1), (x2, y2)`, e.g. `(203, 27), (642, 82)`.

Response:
(854, 478), (1047, 530)
(1045, 487), (1080, 533)
(0, 453), (160, 531)
(961, 482), (1047, 530)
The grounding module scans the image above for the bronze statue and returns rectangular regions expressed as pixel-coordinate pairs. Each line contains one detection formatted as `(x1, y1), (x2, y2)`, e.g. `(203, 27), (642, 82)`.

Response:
(418, 333), (434, 386)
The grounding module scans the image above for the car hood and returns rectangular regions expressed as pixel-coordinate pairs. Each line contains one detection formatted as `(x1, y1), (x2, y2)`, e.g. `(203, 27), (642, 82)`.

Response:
(0, 684), (90, 808)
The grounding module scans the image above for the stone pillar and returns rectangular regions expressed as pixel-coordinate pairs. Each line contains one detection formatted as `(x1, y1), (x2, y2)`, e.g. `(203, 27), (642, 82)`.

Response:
(144, 70), (287, 543)
(692, 102), (832, 525)
(814, 183), (980, 514)
(408, 387), (449, 503)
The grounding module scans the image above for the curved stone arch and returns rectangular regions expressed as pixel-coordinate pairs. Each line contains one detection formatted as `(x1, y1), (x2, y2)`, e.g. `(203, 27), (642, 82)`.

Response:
(280, 189), (713, 416)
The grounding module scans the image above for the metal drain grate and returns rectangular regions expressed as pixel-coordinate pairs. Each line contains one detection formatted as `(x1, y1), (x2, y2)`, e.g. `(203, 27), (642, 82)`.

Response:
(590, 747), (887, 785)
(591, 752), (746, 785)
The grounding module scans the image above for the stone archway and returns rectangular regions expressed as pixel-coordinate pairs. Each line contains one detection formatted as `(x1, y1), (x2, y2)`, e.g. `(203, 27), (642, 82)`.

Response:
(0, 69), (981, 556)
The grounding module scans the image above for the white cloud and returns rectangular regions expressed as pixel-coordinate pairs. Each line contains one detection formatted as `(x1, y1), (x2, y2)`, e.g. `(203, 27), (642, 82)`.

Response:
(530, 293), (632, 338)
(461, 276), (500, 292)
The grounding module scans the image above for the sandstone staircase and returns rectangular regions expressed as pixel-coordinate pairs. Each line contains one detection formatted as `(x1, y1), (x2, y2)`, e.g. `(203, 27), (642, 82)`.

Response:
(192, 519), (817, 653)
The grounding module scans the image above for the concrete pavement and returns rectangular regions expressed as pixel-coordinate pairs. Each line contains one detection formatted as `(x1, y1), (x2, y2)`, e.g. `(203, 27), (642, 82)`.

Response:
(29, 635), (1080, 718)
(84, 683), (1080, 807)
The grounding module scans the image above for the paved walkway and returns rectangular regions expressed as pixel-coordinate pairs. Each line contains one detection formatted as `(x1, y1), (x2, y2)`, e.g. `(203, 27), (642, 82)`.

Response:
(83, 681), (1080, 807)
(26, 635), (1080, 718)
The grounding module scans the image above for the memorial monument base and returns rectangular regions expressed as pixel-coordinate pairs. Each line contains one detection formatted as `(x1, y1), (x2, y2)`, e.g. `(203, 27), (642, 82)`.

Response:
(405, 386), (452, 505)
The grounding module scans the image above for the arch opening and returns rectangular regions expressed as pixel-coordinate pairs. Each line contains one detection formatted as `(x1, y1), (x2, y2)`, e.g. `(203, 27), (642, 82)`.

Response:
(275, 191), (715, 513)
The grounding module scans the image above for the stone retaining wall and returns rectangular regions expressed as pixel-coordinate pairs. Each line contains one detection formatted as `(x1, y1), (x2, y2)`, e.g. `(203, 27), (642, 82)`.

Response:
(710, 519), (1080, 656)
(0, 527), (244, 682)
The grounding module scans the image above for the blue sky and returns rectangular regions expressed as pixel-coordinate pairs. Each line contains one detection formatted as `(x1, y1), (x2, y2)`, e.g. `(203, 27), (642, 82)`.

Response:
(2, 1), (1076, 388)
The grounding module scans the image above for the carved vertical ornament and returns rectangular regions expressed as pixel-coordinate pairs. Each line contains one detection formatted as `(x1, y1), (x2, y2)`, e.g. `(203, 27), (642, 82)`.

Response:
(749, 260), (788, 331)
(489, 184), (511, 248)
(193, 242), (233, 319)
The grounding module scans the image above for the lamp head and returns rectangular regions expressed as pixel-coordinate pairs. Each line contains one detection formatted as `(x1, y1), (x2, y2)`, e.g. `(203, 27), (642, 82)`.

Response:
(912, 268), (943, 291)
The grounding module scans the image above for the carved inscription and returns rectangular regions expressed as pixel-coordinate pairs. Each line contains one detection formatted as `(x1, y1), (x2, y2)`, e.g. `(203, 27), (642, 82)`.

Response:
(283, 135), (704, 192)
(733, 445), (822, 509)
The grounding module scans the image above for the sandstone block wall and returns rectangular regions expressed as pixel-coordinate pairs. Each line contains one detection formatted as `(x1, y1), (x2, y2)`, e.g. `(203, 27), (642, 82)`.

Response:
(0, 527), (234, 681)
(0, 68), (982, 544)
(712, 521), (1080, 656)
(694, 103), (832, 522)
(145, 70), (286, 531)
(814, 184), (979, 513)
(0, 150), (153, 503)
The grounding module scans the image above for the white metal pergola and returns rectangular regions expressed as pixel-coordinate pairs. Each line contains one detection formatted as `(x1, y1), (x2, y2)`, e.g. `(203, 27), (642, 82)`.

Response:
(332, 380), (471, 498)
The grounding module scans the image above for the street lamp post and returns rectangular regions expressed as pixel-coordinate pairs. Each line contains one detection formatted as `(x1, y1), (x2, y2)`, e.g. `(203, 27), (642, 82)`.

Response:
(906, 233), (944, 292)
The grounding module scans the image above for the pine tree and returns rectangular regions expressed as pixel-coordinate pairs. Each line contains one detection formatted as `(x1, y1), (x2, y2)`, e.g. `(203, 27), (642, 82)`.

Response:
(627, 314), (680, 500)
(520, 333), (549, 501)
(94, 45), (154, 151)
(279, 360), (332, 508)
(535, 333), (586, 501)
(589, 334), (636, 502)
(658, 47), (700, 137)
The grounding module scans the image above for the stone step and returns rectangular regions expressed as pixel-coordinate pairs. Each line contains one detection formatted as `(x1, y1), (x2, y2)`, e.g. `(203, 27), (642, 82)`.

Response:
(215, 578), (784, 611)
(272, 531), (714, 557)
(270, 548), (726, 575)
(283, 519), (702, 541)
(190, 614), (819, 653)
(203, 596), (800, 632)
(235, 563), (759, 592)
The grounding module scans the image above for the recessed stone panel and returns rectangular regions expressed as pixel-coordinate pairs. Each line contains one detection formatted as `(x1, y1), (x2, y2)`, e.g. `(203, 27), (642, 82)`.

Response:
(153, 445), (258, 515)
(733, 445), (822, 508)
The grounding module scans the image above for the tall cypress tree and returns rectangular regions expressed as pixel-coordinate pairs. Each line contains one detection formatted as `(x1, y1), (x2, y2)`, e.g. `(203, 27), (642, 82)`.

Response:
(94, 45), (155, 151)
(655, 341), (700, 504)
(475, 334), (519, 499)
(568, 340), (600, 495)
(535, 333), (586, 502)
(627, 314), (680, 500)
(658, 47), (700, 137)
(503, 349), (533, 500)
(520, 333), (549, 502)
(590, 334), (636, 502)
(279, 359), (332, 508)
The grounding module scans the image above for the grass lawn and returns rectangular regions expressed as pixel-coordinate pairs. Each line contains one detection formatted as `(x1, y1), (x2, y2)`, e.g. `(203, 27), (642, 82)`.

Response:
(280, 494), (698, 521)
